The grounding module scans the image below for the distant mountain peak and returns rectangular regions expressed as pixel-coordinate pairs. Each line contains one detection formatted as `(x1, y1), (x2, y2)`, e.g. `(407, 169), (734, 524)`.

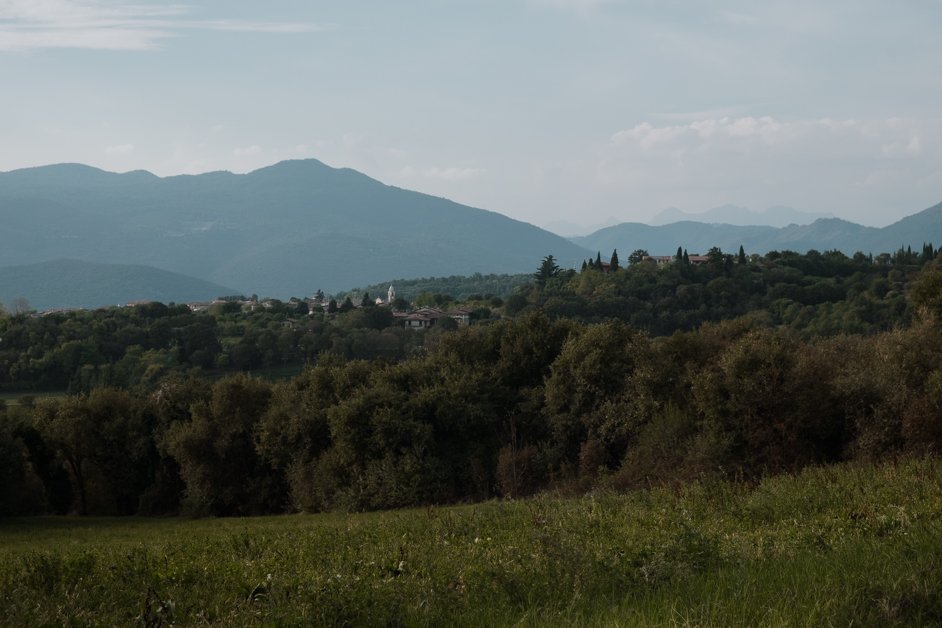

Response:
(248, 158), (331, 174)
(650, 204), (833, 228)
(0, 159), (590, 299)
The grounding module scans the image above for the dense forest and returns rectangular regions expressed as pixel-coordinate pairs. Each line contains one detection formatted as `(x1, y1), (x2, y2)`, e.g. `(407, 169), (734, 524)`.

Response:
(2, 245), (942, 517)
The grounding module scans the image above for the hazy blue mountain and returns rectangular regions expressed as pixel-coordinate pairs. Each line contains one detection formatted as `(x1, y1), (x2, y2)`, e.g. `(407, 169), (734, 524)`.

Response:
(871, 201), (942, 251)
(0, 260), (236, 311)
(650, 204), (833, 227)
(573, 204), (939, 257)
(542, 216), (622, 237)
(573, 222), (778, 257)
(0, 160), (591, 297)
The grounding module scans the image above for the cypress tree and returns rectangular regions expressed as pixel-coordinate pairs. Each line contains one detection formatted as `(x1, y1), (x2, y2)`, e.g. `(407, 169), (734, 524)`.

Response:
(610, 249), (620, 271)
(738, 245), (747, 265)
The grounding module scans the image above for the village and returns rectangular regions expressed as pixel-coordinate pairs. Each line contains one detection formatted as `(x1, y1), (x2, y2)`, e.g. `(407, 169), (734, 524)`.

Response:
(184, 284), (473, 330)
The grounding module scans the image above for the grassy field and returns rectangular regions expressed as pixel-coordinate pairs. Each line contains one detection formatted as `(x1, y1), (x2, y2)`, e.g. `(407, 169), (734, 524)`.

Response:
(2, 458), (941, 626)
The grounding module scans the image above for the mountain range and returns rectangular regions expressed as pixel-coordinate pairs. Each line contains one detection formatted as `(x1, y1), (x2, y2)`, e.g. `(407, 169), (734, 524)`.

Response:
(1, 159), (940, 310)
(648, 204), (833, 228)
(572, 204), (942, 258)
(0, 160), (589, 300)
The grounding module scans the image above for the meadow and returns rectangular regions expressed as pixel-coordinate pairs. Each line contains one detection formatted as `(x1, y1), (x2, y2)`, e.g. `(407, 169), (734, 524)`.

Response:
(2, 458), (941, 626)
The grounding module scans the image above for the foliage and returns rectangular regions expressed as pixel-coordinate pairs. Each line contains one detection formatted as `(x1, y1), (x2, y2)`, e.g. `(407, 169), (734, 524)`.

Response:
(340, 273), (532, 303)
(163, 374), (283, 516)
(2, 249), (942, 517)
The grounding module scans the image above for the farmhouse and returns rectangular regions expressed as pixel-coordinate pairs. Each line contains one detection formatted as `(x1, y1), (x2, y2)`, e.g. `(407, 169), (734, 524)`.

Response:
(396, 307), (472, 329)
(642, 255), (710, 266)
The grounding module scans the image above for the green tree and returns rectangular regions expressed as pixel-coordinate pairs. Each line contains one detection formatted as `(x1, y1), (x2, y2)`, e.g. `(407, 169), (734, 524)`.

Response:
(534, 255), (561, 287)
(910, 266), (942, 322)
(165, 374), (279, 515)
(610, 249), (620, 271)
(544, 321), (650, 467)
(0, 414), (40, 515)
(35, 389), (153, 515)
(692, 330), (842, 473)
(628, 249), (649, 265)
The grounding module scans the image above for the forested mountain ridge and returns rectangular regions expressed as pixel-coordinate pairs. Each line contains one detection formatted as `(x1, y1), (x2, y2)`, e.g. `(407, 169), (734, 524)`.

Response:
(0, 160), (591, 297)
(574, 201), (942, 256)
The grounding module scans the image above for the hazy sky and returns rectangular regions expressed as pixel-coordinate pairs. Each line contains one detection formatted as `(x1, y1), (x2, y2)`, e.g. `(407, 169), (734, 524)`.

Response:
(1, 0), (940, 231)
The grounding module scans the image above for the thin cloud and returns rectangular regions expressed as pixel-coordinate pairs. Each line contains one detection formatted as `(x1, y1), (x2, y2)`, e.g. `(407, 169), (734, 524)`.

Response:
(194, 20), (321, 34)
(400, 165), (483, 182)
(598, 115), (942, 224)
(233, 145), (262, 157)
(610, 117), (931, 156)
(104, 143), (135, 155)
(0, 0), (323, 52)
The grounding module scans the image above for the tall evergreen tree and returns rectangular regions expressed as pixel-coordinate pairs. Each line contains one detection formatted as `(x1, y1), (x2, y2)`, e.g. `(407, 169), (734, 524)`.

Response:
(738, 245), (747, 265)
(610, 249), (620, 271)
(675, 246), (683, 261)
(534, 255), (561, 287)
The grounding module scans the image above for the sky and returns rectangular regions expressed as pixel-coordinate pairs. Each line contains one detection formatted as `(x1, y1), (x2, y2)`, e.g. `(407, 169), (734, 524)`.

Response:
(1, 0), (941, 233)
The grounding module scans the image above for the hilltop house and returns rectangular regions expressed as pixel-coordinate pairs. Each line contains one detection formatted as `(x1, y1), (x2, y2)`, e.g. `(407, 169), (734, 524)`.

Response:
(396, 307), (472, 329)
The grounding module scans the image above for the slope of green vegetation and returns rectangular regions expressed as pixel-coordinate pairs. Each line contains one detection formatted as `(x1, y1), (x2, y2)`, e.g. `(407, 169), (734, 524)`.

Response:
(2, 458), (940, 625)
(0, 259), (236, 311)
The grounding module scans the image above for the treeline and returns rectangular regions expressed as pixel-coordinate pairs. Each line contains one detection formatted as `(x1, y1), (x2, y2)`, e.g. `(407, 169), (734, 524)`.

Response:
(514, 247), (920, 336)
(0, 248), (925, 395)
(4, 264), (942, 515)
(338, 272), (530, 304)
(3, 249), (942, 517)
(0, 300), (452, 394)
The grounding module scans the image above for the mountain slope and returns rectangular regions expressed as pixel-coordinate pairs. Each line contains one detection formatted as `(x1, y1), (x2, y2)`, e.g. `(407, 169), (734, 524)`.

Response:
(0, 260), (236, 311)
(574, 206), (938, 257)
(650, 204), (833, 227)
(872, 201), (942, 251)
(0, 160), (591, 296)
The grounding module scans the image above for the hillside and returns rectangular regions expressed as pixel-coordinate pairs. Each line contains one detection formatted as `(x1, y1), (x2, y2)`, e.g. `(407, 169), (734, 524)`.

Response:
(574, 205), (938, 257)
(650, 204), (833, 227)
(0, 260), (236, 311)
(0, 161), (590, 297)
(874, 201), (942, 250)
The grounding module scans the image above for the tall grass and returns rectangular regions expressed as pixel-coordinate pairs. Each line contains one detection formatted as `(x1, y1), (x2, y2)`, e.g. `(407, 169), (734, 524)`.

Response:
(1, 458), (941, 625)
